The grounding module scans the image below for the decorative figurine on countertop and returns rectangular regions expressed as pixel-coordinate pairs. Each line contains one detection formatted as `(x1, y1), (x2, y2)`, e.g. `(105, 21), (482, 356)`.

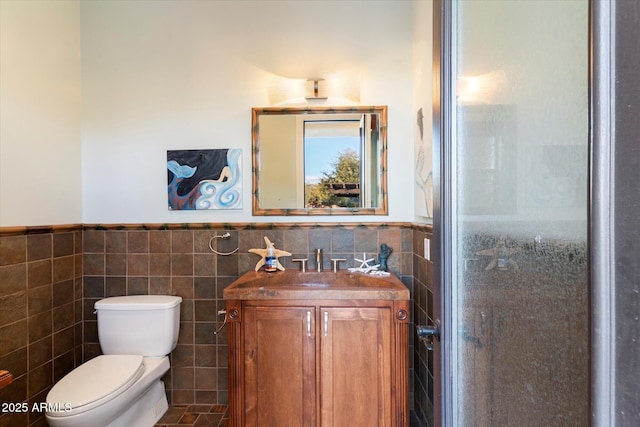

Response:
(249, 236), (291, 272)
(378, 243), (393, 272)
(348, 253), (381, 274)
(475, 237), (519, 271)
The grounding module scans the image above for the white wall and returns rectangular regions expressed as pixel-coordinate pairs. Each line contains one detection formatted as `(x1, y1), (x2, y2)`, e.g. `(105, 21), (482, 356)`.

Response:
(0, 0), (82, 227)
(80, 0), (415, 224)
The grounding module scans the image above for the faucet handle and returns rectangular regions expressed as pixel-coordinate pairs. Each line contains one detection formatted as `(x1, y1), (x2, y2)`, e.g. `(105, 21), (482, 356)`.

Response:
(292, 258), (308, 272)
(330, 258), (347, 273)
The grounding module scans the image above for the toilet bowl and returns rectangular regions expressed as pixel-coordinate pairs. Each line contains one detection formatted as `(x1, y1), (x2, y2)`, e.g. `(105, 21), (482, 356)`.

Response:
(46, 355), (169, 427)
(45, 295), (181, 427)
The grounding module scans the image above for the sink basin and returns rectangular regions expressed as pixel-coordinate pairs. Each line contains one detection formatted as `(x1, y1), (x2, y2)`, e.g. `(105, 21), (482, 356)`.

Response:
(224, 270), (409, 300)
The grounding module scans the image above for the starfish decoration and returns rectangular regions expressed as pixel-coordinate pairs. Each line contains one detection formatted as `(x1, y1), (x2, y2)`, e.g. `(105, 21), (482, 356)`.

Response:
(475, 240), (519, 271)
(348, 253), (380, 274)
(249, 236), (291, 272)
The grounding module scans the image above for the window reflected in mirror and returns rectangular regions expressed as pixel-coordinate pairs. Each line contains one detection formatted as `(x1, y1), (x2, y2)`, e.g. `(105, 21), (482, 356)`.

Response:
(304, 119), (361, 208)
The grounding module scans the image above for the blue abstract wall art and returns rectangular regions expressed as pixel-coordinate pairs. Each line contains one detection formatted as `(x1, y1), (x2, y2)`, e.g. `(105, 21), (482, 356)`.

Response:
(167, 148), (242, 210)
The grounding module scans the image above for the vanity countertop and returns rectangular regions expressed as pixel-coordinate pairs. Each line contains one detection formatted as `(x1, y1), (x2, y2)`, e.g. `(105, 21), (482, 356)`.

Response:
(224, 270), (409, 301)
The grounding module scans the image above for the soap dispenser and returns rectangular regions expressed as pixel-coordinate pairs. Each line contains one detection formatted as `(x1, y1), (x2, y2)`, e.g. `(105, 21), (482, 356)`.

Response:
(265, 244), (277, 272)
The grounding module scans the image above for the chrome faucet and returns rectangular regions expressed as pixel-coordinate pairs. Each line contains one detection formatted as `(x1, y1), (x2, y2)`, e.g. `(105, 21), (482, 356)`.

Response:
(315, 249), (323, 272)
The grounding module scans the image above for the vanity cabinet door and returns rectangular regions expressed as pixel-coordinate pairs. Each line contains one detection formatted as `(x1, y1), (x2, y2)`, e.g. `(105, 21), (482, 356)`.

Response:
(243, 306), (316, 427)
(319, 307), (392, 427)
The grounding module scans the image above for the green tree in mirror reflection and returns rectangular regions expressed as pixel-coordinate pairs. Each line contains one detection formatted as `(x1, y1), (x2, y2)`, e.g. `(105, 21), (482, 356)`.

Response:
(305, 149), (360, 208)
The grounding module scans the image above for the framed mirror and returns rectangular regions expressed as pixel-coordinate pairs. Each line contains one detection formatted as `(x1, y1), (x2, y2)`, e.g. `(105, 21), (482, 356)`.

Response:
(252, 106), (388, 216)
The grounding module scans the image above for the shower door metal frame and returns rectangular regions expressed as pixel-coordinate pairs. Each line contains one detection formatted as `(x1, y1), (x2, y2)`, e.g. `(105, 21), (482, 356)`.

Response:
(591, 0), (640, 426)
(432, 0), (454, 426)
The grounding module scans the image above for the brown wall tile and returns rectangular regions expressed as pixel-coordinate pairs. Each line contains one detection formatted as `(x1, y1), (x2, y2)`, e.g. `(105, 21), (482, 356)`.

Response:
(0, 319), (28, 356)
(216, 255), (238, 277)
(84, 276), (105, 298)
(105, 276), (126, 297)
(0, 292), (27, 327)
(28, 361), (52, 397)
(194, 300), (218, 322)
(127, 254), (149, 276)
(149, 231), (170, 253)
(194, 254), (215, 276)
(172, 344), (194, 368)
(27, 235), (50, 262)
(27, 285), (52, 316)
(150, 254), (171, 276)
(1, 235), (27, 265)
(195, 345), (216, 367)
(173, 367), (195, 390)
(127, 277), (149, 295)
(105, 232), (126, 253)
(283, 230), (309, 254)
(0, 264), (27, 295)
(149, 276), (171, 295)
(105, 253), (126, 276)
(173, 277), (194, 299)
(127, 231), (149, 253)
(53, 256), (75, 283)
(53, 233), (74, 258)
(53, 327), (75, 358)
(28, 311), (52, 343)
(172, 231), (194, 254)
(83, 253), (104, 276)
(172, 254), (193, 276)
(195, 367), (217, 390)
(194, 277), (216, 299)
(53, 303), (75, 332)
(28, 260), (52, 289)
(83, 230), (104, 253)
(1, 229), (82, 426)
(29, 336), (52, 369)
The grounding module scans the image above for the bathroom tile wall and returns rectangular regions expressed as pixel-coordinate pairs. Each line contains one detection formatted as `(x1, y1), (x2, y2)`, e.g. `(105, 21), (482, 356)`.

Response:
(80, 223), (415, 407)
(0, 227), (84, 427)
(412, 225), (435, 427)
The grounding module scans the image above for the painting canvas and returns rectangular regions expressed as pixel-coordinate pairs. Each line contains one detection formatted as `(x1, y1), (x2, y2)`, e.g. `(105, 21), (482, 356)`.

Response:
(415, 107), (433, 218)
(414, 4), (434, 219)
(167, 148), (242, 210)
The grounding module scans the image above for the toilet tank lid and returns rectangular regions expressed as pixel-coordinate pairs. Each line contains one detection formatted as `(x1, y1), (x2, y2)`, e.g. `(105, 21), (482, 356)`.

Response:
(95, 295), (182, 311)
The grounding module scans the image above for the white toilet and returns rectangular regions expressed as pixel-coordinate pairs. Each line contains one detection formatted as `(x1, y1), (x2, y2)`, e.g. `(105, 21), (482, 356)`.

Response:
(46, 295), (182, 427)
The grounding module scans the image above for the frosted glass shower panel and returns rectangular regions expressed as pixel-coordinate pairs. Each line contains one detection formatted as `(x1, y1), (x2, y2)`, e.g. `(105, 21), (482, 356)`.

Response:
(457, 105), (516, 215)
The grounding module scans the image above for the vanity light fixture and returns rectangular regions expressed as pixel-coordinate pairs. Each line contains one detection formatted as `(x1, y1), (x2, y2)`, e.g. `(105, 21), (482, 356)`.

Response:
(305, 79), (328, 100)
(267, 75), (359, 105)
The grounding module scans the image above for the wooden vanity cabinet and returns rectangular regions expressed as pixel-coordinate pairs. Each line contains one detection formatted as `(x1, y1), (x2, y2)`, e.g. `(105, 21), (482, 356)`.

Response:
(226, 299), (409, 427)
(243, 305), (316, 427)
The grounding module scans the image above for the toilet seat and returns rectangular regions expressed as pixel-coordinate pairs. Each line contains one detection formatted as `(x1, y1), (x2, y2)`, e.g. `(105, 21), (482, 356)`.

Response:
(47, 355), (145, 417)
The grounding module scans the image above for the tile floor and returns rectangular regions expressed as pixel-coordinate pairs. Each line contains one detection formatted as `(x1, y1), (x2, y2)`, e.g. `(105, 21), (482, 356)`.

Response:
(156, 404), (421, 426)
(155, 404), (228, 427)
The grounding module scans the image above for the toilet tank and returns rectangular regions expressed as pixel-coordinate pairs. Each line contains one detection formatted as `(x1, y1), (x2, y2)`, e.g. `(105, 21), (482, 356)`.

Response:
(94, 295), (182, 357)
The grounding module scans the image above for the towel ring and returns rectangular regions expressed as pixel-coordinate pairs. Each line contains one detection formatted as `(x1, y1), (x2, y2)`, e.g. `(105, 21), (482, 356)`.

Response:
(208, 233), (239, 256)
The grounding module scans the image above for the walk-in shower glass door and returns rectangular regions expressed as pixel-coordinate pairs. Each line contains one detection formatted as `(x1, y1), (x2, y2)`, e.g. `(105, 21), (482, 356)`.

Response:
(450, 1), (589, 425)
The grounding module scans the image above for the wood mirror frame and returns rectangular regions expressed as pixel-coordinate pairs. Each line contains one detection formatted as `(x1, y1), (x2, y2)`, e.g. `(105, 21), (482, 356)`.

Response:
(252, 106), (388, 216)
